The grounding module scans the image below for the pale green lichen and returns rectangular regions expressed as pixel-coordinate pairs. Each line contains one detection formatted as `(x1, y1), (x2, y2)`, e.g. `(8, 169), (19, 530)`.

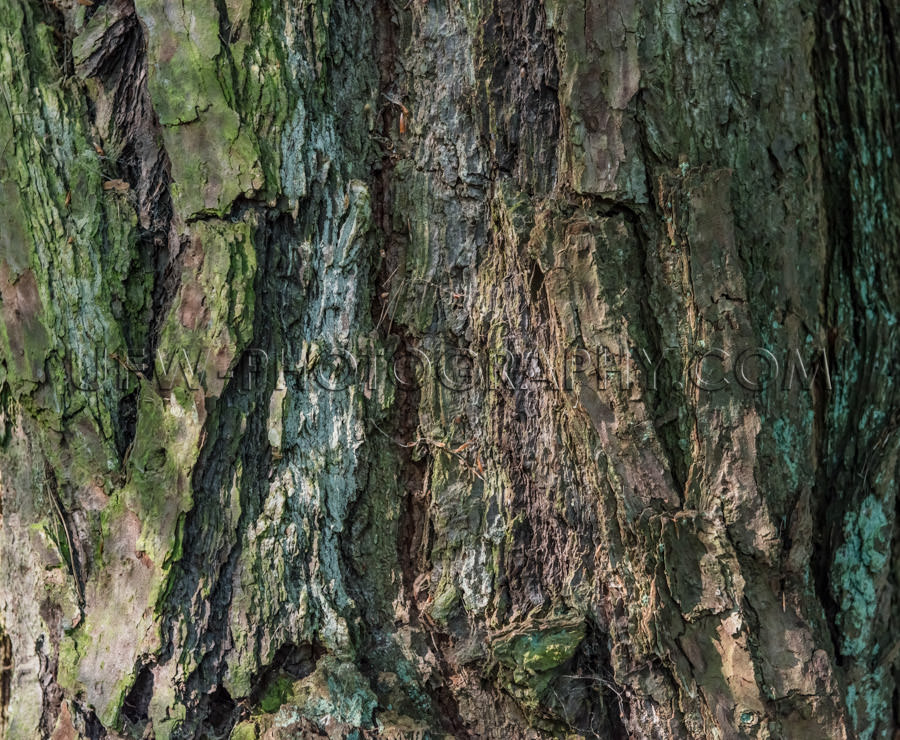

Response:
(230, 720), (260, 740)
(259, 675), (296, 714)
(490, 615), (588, 715)
(0, 0), (137, 474)
(134, 0), (264, 217)
(831, 495), (891, 657)
(493, 619), (586, 674)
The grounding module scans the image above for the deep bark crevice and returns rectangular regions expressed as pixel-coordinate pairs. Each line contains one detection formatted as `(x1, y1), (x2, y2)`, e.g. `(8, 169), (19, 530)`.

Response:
(154, 209), (286, 735)
(74, 0), (181, 457)
(0, 630), (10, 737)
(121, 664), (154, 729)
(0, 630), (7, 731)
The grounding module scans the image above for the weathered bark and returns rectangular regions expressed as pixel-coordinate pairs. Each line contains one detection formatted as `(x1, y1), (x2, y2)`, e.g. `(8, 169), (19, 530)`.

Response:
(0, 0), (897, 737)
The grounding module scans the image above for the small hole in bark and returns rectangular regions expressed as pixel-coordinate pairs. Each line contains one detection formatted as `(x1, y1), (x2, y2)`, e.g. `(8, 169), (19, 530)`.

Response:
(115, 388), (139, 461)
(529, 261), (545, 299)
(205, 685), (237, 736)
(246, 642), (325, 709)
(273, 642), (324, 680)
(121, 665), (154, 726)
(81, 707), (108, 740)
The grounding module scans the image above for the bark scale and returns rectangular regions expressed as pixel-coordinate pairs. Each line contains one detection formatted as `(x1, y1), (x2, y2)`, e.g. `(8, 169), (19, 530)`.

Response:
(0, 0), (897, 738)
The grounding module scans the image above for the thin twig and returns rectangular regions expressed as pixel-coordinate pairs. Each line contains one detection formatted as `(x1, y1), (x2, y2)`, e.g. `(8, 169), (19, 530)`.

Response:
(48, 482), (84, 606)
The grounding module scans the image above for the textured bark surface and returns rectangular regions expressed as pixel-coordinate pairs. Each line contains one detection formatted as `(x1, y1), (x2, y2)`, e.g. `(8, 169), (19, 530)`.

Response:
(0, 0), (897, 737)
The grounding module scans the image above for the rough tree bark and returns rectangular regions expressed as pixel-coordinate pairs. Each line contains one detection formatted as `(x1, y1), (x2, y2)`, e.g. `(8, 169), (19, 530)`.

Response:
(0, 0), (897, 737)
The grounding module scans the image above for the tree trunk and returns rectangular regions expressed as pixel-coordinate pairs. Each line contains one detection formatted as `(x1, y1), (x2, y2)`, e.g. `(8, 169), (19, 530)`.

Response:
(0, 0), (897, 737)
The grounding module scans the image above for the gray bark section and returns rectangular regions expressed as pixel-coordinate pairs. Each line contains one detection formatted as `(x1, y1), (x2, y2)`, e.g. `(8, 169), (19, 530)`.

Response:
(0, 0), (897, 737)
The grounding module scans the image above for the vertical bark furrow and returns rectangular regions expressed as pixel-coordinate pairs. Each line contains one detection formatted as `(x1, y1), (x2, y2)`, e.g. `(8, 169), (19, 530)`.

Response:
(812, 1), (900, 736)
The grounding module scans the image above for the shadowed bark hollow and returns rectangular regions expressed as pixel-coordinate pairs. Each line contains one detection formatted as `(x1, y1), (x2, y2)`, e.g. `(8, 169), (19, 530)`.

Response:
(0, 0), (897, 737)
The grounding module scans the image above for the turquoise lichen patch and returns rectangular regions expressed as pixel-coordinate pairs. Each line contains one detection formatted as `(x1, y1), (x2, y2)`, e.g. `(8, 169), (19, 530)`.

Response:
(846, 666), (889, 740)
(831, 495), (891, 657)
(291, 656), (378, 728)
